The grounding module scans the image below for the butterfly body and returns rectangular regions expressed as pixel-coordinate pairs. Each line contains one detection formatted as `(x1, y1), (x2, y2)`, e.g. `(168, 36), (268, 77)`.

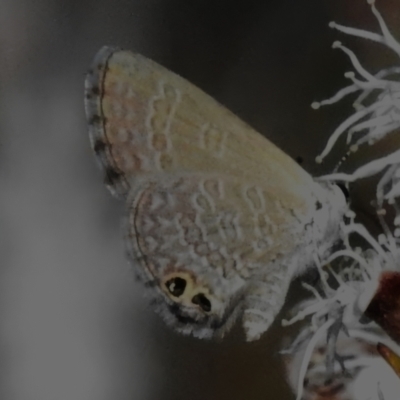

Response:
(85, 46), (346, 341)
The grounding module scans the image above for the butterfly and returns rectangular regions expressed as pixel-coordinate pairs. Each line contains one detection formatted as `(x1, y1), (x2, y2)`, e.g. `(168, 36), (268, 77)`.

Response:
(84, 46), (346, 341)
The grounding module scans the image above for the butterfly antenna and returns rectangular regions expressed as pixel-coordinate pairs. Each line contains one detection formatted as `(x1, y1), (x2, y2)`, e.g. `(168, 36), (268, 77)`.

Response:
(333, 143), (361, 173)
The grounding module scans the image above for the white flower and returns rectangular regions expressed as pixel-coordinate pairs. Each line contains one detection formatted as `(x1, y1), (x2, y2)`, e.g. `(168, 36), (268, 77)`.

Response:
(283, 3), (400, 399)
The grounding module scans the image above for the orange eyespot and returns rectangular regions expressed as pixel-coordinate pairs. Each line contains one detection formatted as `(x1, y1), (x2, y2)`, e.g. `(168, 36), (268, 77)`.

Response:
(165, 277), (186, 297)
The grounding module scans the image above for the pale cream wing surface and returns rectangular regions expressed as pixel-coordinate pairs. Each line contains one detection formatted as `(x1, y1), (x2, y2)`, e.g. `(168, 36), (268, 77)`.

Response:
(123, 169), (344, 341)
(126, 174), (302, 340)
(128, 174), (296, 282)
(85, 46), (322, 211)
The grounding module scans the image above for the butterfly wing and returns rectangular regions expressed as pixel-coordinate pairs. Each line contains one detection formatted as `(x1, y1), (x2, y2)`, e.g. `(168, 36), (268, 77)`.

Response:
(85, 46), (347, 340)
(125, 173), (307, 340)
(85, 46), (326, 208)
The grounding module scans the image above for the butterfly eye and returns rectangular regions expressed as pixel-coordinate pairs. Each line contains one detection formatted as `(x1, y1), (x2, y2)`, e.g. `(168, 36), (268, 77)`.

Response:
(166, 277), (186, 297)
(337, 182), (350, 200)
(192, 293), (212, 312)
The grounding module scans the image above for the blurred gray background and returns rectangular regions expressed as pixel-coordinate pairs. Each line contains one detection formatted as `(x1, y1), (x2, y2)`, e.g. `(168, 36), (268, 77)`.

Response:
(1, 1), (399, 399)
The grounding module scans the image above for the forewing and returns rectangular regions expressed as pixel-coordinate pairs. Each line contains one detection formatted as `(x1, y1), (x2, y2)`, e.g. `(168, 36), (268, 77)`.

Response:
(84, 46), (320, 217)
